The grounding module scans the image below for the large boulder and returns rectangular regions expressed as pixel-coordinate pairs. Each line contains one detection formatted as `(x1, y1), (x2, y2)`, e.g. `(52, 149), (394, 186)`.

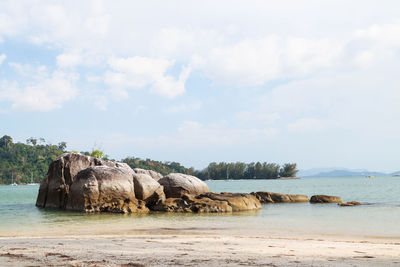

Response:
(252, 191), (309, 203)
(158, 173), (210, 198)
(36, 153), (133, 209)
(66, 166), (148, 213)
(132, 173), (165, 207)
(133, 168), (163, 181)
(310, 195), (342, 203)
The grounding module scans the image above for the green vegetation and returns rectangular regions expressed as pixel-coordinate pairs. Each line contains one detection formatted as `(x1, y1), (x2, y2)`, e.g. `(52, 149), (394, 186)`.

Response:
(122, 157), (194, 176)
(0, 134), (298, 184)
(0, 135), (65, 184)
(195, 162), (298, 180)
(90, 150), (105, 159)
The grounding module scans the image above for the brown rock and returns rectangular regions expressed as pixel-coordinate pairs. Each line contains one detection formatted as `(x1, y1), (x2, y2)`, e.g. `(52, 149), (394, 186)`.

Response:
(310, 195), (343, 203)
(36, 152), (133, 209)
(132, 173), (165, 207)
(197, 192), (261, 211)
(152, 194), (233, 213)
(133, 168), (163, 181)
(158, 173), (210, 198)
(66, 166), (148, 213)
(252, 191), (309, 203)
(339, 201), (361, 207)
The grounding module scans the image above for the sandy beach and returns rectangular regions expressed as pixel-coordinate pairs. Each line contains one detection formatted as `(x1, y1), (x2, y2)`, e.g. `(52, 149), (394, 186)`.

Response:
(1, 230), (399, 267)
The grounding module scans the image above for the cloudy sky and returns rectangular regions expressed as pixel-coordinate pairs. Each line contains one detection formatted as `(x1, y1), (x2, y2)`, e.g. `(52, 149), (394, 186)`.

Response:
(1, 0), (400, 171)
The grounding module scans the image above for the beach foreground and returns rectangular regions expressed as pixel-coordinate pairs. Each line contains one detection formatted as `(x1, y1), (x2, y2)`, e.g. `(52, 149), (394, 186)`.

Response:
(0, 231), (399, 267)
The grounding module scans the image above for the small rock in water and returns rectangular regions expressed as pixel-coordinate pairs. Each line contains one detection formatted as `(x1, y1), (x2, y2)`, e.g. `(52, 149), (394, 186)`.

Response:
(310, 195), (343, 203)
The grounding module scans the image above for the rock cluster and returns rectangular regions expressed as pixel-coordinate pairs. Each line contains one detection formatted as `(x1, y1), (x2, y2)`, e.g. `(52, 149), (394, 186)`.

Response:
(36, 153), (360, 213)
(36, 153), (260, 213)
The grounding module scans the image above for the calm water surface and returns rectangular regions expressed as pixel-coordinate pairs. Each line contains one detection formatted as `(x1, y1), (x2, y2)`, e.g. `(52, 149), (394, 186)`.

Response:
(0, 176), (399, 239)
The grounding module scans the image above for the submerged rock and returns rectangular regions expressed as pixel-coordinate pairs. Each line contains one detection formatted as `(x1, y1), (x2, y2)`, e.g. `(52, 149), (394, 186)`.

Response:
(158, 173), (210, 198)
(310, 195), (343, 204)
(66, 166), (148, 213)
(152, 194), (233, 212)
(198, 192), (261, 211)
(153, 192), (260, 213)
(339, 201), (361, 207)
(132, 173), (165, 207)
(251, 191), (309, 203)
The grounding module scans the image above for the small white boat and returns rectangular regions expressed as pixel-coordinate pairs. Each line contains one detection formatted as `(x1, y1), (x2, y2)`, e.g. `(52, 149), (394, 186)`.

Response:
(11, 173), (17, 186)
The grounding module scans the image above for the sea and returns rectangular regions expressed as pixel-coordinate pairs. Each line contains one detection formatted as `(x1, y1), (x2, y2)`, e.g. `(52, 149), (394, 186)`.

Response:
(0, 176), (399, 240)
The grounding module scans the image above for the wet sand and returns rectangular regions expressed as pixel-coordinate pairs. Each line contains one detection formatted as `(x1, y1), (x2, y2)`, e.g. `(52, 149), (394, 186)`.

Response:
(0, 231), (399, 266)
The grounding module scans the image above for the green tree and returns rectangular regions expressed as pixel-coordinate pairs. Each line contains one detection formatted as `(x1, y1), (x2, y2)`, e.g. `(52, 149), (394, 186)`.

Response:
(279, 163), (298, 177)
(58, 142), (67, 151)
(90, 150), (104, 159)
(0, 135), (13, 148)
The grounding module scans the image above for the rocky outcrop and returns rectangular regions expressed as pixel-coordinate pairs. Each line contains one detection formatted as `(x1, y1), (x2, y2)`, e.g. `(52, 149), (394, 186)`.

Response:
(36, 154), (261, 214)
(310, 195), (343, 204)
(36, 152), (134, 209)
(158, 173), (210, 198)
(251, 191), (309, 203)
(339, 201), (361, 207)
(153, 192), (261, 213)
(133, 168), (163, 181)
(66, 166), (148, 213)
(132, 173), (165, 207)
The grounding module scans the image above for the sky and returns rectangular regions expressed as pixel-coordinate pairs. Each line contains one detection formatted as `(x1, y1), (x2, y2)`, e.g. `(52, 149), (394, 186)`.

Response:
(1, 0), (400, 172)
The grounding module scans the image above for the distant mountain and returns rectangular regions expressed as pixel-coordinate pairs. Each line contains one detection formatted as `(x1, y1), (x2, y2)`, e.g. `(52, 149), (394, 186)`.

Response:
(298, 168), (391, 177)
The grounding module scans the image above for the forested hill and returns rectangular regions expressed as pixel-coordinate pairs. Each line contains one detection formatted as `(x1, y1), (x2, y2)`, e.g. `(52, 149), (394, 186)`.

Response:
(0, 135), (66, 184)
(0, 135), (298, 184)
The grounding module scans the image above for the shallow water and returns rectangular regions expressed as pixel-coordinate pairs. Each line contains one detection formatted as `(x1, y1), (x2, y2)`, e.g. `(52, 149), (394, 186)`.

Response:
(0, 176), (399, 239)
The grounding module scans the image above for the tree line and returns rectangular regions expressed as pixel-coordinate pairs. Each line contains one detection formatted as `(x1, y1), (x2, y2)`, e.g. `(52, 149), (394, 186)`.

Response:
(194, 162), (298, 180)
(0, 135), (298, 184)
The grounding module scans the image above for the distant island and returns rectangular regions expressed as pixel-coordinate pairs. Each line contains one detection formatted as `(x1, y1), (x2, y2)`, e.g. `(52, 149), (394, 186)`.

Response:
(0, 135), (298, 184)
(298, 168), (400, 177)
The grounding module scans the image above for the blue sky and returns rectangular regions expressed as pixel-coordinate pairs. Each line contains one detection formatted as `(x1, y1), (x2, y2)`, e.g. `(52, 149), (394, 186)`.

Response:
(1, 0), (400, 171)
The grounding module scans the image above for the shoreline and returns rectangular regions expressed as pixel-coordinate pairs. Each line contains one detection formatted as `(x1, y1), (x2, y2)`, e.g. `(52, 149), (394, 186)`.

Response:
(0, 232), (399, 266)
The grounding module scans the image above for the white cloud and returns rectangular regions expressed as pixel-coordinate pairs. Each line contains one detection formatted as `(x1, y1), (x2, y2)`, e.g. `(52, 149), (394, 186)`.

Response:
(0, 68), (78, 111)
(105, 56), (190, 99)
(200, 36), (343, 87)
(0, 54), (6, 65)
(356, 21), (400, 46)
(57, 53), (82, 68)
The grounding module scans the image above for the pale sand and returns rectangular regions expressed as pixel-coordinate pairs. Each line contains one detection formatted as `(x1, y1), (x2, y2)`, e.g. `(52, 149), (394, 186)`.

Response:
(0, 231), (399, 266)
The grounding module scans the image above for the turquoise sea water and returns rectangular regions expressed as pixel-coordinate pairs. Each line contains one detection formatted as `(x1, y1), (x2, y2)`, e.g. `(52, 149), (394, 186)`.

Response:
(0, 176), (399, 239)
